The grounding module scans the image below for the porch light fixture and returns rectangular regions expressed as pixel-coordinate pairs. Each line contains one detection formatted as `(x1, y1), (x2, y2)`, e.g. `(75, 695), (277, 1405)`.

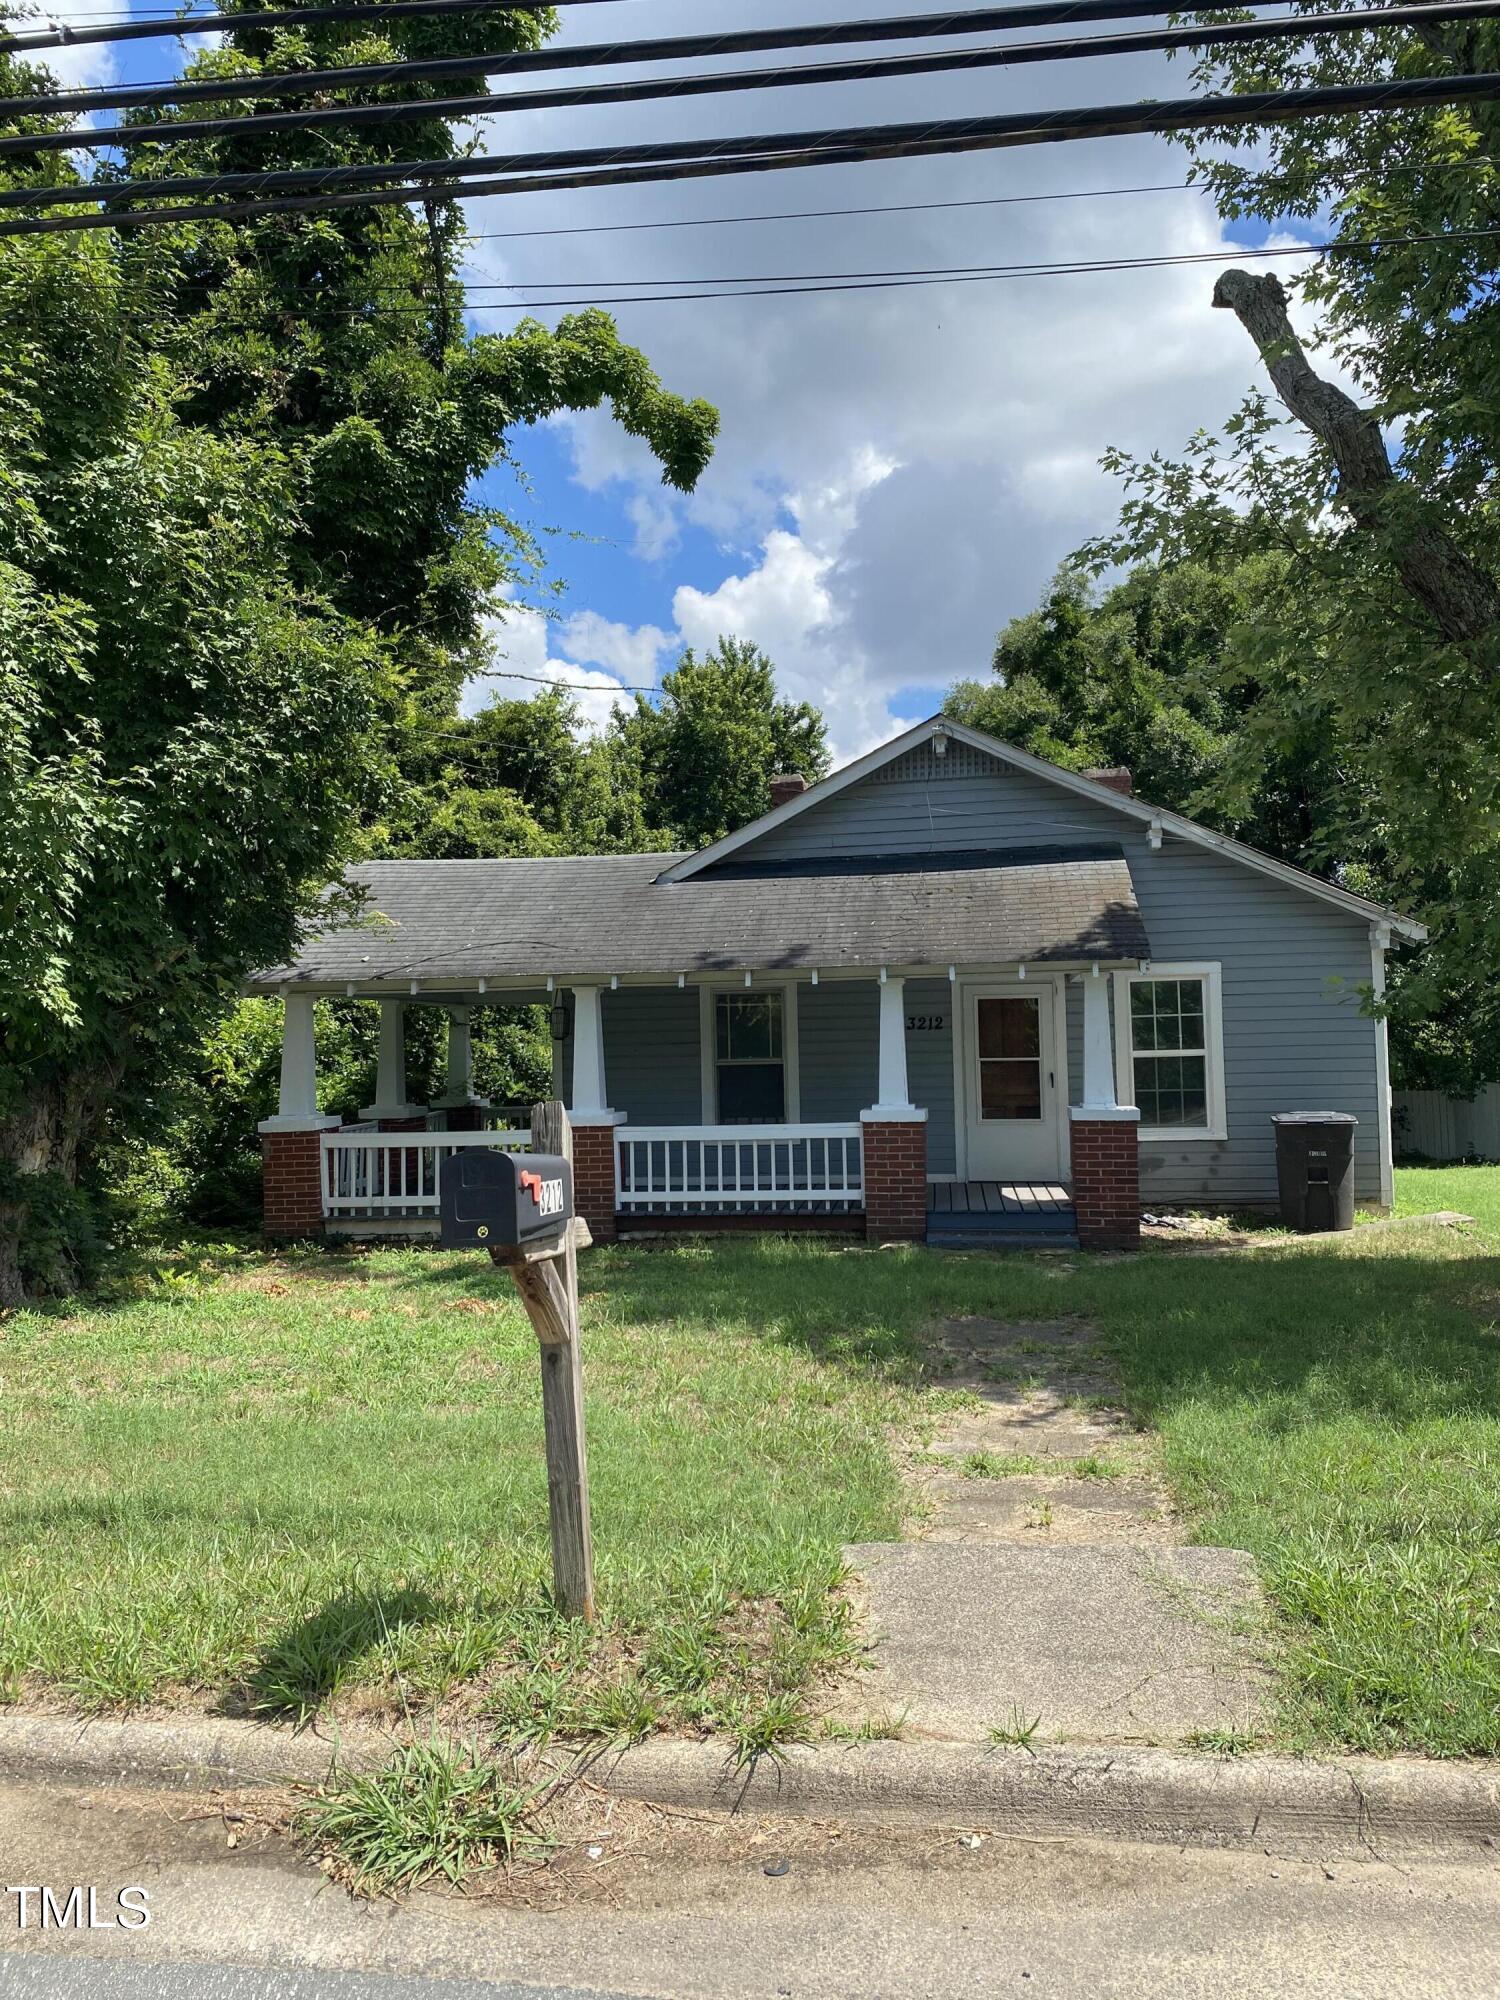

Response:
(549, 1001), (570, 1040)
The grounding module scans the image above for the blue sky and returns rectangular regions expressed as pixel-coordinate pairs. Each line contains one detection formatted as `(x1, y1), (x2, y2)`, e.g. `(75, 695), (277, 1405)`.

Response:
(61, 0), (1315, 757)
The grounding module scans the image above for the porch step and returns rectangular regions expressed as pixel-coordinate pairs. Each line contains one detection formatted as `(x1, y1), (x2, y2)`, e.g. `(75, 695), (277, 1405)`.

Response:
(928, 1230), (1080, 1252)
(927, 1180), (1076, 1248)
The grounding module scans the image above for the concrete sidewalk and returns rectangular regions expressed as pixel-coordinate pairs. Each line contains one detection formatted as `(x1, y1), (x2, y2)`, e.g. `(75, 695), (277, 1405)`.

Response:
(832, 1315), (1271, 1747)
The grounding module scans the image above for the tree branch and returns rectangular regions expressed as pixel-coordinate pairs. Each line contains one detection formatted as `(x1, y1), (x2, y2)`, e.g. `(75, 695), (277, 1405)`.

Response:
(1213, 268), (1500, 662)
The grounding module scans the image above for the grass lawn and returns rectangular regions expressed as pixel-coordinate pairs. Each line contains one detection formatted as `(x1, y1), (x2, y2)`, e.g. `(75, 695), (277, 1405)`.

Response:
(1, 1167), (1497, 1757)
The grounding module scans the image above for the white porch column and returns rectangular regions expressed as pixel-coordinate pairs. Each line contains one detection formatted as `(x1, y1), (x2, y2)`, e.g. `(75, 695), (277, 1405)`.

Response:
(360, 999), (425, 1121)
(436, 1006), (483, 1107)
(1079, 967), (1119, 1111)
(873, 972), (914, 1114)
(569, 984), (615, 1119)
(257, 992), (339, 1134)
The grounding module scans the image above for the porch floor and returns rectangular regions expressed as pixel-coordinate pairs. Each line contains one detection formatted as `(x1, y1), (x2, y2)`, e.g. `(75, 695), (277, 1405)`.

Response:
(926, 1180), (1078, 1247)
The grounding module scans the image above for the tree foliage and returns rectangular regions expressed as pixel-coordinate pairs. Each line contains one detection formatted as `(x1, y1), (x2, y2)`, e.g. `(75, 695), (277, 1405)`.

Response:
(986, 11), (1500, 1095)
(615, 637), (829, 848)
(0, 10), (719, 1299)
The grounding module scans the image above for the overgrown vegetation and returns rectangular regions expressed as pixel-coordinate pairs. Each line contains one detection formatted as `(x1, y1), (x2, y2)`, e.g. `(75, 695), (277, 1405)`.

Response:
(296, 1740), (553, 1895)
(0, 9), (721, 1304)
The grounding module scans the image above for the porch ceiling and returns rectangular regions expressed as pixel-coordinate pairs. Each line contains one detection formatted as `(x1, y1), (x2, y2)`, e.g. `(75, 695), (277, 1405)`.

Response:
(249, 845), (1150, 989)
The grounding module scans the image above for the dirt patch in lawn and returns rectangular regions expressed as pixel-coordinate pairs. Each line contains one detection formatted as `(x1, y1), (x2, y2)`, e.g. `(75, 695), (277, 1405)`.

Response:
(910, 1317), (1177, 1547)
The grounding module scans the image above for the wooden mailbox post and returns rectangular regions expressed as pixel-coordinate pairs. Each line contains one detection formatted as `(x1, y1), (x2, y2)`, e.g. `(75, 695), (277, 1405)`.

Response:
(440, 1100), (595, 1623)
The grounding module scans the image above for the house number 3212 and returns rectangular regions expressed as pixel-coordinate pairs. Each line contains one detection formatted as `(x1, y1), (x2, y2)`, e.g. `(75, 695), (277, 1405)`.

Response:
(906, 1014), (946, 1032)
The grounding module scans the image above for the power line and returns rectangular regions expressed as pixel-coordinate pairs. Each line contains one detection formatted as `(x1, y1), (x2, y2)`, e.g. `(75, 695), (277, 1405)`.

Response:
(5, 69), (1499, 224)
(455, 160), (1493, 247)
(0, 1), (1306, 116)
(80, 227), (1500, 326)
(460, 180), (1200, 242)
(462, 669), (656, 693)
(0, 0), (628, 56)
(17, 2), (1500, 159)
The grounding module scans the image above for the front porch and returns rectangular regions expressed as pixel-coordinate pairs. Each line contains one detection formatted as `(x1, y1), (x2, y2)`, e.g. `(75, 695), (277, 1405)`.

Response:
(258, 963), (1142, 1250)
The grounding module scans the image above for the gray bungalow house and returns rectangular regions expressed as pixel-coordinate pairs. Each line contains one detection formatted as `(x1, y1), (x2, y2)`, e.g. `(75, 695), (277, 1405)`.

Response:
(252, 715), (1424, 1250)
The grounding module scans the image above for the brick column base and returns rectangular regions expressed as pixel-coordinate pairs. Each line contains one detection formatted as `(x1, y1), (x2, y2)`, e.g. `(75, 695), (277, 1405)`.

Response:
(862, 1116), (928, 1242)
(1069, 1114), (1141, 1249)
(260, 1126), (332, 1241)
(377, 1114), (429, 1133)
(434, 1103), (491, 1133)
(571, 1122), (619, 1245)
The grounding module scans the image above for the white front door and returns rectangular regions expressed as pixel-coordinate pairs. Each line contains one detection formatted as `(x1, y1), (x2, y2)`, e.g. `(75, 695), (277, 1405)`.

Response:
(962, 983), (1063, 1180)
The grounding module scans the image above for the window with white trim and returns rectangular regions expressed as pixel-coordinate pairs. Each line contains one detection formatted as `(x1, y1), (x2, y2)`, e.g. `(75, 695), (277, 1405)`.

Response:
(1113, 964), (1227, 1141)
(714, 991), (786, 1123)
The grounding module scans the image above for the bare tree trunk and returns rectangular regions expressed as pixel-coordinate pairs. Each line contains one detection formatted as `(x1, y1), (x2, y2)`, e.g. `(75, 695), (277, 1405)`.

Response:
(0, 1071), (99, 1308)
(1212, 269), (1500, 663)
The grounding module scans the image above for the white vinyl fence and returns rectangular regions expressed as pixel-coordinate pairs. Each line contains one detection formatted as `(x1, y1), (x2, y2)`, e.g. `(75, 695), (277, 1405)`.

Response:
(321, 1128), (530, 1219)
(616, 1125), (864, 1214)
(1393, 1085), (1500, 1162)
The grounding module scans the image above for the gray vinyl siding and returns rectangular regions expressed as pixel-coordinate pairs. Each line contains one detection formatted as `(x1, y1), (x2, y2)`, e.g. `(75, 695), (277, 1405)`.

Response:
(754, 744), (1386, 1206)
(604, 985), (703, 1125)
(1127, 847), (1380, 1207)
(798, 980), (878, 1122)
(552, 744), (1389, 1204)
(559, 985), (703, 1124)
(748, 744), (1129, 861)
(904, 977), (956, 1174)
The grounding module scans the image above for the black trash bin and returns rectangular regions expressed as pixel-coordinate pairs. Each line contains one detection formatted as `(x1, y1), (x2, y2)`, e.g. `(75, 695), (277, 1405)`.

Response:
(1272, 1113), (1359, 1233)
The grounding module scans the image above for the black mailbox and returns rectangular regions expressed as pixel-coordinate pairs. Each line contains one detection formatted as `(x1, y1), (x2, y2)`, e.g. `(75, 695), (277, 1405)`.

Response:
(440, 1149), (572, 1251)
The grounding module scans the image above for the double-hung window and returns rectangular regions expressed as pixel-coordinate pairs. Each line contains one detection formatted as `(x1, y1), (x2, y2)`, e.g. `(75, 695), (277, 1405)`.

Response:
(1113, 964), (1227, 1141)
(714, 991), (786, 1123)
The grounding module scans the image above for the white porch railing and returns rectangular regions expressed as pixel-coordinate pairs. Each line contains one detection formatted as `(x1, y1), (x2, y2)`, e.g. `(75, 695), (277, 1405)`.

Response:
(321, 1127), (530, 1219)
(616, 1125), (864, 1214)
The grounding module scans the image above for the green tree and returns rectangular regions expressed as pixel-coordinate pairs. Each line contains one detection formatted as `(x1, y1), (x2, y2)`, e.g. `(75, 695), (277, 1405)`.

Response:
(619, 637), (828, 848)
(1033, 12), (1500, 1091)
(0, 11), (718, 1300)
(947, 556), (1346, 862)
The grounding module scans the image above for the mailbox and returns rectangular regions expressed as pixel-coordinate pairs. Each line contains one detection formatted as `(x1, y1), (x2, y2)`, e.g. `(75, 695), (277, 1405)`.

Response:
(440, 1149), (572, 1252)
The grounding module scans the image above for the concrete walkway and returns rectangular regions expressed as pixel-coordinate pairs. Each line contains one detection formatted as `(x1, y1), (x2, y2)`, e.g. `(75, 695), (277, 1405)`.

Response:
(837, 1316), (1270, 1745)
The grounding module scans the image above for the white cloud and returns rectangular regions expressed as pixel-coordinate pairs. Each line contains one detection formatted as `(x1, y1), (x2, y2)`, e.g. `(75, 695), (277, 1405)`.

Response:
(28, 0), (118, 92)
(557, 609), (671, 685)
(458, 7), (1329, 757)
(465, 609), (635, 735)
(626, 490), (681, 563)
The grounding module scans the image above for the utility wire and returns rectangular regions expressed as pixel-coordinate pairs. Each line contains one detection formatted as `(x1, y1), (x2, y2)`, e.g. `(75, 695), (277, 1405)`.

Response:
(0, 1), (1306, 117)
(16, 1), (1500, 159)
(5, 69), (1499, 221)
(453, 162), (1491, 247)
(0, 0), (627, 56)
(85, 227), (1500, 324)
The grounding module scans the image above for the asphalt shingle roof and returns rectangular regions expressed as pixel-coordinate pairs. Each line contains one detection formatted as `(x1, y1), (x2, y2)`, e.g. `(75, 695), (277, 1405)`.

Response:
(251, 847), (1150, 987)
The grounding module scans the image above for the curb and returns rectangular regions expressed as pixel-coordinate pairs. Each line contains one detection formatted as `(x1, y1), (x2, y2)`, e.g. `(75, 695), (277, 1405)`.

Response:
(1, 1715), (1496, 1860)
(597, 1739), (1500, 1858)
(0, 1715), (391, 1794)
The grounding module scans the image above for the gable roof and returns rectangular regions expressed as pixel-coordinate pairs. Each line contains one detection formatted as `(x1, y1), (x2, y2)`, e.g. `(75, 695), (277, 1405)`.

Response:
(251, 846), (1150, 989)
(657, 715), (1427, 943)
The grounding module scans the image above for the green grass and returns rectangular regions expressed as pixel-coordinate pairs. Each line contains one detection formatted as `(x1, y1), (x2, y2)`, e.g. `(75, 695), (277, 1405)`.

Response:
(1394, 1161), (1500, 1235)
(0, 1238), (910, 1734)
(3, 1169), (1499, 1757)
(957, 1450), (1044, 1479)
(987, 1707), (1044, 1753)
(295, 1740), (550, 1895)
